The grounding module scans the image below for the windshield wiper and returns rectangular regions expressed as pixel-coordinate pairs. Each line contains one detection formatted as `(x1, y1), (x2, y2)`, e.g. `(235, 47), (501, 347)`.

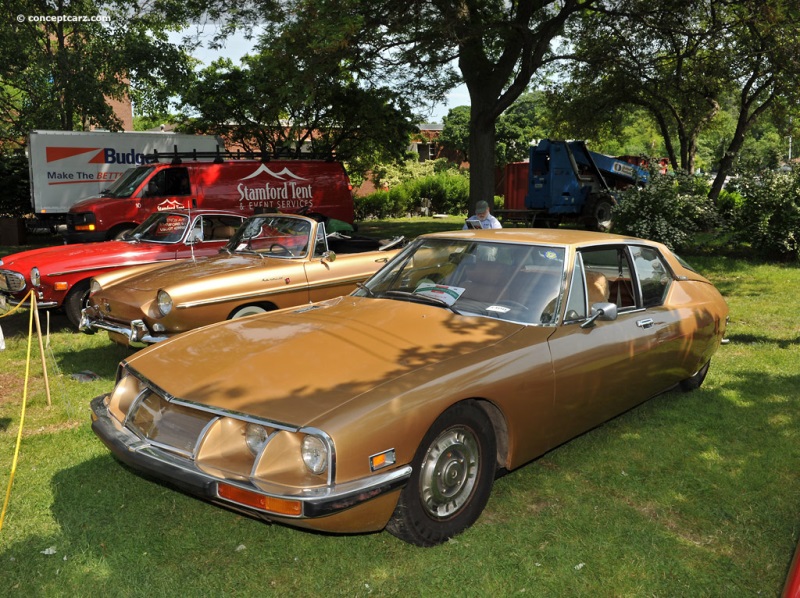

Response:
(383, 290), (461, 314)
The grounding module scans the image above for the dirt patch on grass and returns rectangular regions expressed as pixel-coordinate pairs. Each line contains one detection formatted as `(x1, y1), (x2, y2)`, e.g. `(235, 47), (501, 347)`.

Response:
(0, 372), (24, 404)
(23, 419), (83, 437)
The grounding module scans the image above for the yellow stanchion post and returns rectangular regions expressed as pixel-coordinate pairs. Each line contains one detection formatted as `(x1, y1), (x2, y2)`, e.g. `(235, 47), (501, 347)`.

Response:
(31, 296), (51, 407)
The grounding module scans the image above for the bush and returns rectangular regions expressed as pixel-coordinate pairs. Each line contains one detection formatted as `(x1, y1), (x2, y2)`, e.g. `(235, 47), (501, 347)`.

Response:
(727, 168), (800, 262)
(0, 152), (31, 218)
(612, 171), (717, 251)
(356, 168), (470, 219)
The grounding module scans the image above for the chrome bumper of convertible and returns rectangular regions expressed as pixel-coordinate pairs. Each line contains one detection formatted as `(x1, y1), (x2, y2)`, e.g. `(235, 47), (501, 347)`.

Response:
(79, 307), (169, 344)
(89, 395), (412, 520)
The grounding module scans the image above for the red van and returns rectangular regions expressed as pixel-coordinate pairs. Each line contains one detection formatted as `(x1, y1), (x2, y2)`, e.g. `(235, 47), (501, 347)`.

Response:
(64, 156), (354, 242)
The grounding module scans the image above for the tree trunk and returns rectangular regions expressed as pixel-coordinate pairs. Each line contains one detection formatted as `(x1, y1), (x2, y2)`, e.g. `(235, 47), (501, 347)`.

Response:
(467, 103), (498, 216)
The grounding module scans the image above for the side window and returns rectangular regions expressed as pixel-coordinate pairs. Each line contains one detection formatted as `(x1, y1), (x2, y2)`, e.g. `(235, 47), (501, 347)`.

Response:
(313, 224), (328, 257)
(580, 247), (637, 311)
(631, 246), (672, 308)
(164, 168), (191, 196)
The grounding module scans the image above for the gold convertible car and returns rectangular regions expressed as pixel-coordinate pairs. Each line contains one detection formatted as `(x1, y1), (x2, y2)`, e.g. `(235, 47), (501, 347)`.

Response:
(80, 213), (403, 345)
(89, 229), (729, 546)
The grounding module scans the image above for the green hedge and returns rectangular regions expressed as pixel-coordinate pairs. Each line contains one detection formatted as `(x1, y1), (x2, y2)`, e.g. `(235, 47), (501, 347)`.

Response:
(0, 153), (31, 218)
(356, 171), (470, 220)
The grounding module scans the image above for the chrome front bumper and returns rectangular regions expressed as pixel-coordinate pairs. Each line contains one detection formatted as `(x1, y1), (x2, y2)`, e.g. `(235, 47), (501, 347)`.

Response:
(89, 395), (412, 520)
(79, 307), (169, 344)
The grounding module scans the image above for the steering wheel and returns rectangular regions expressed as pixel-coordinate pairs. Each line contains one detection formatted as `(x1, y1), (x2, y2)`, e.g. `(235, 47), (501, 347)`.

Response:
(497, 299), (529, 312)
(270, 243), (295, 256)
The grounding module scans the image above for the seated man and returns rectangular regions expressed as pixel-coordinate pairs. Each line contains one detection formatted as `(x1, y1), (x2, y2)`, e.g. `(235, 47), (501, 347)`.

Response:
(463, 200), (502, 230)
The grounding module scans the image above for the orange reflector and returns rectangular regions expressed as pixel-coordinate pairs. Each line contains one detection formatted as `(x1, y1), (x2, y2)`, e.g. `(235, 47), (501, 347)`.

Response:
(54, 282), (69, 291)
(75, 224), (96, 231)
(217, 483), (302, 516)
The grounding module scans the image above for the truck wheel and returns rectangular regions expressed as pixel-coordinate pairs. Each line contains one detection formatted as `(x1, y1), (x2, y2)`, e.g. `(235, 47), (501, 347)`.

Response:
(64, 281), (90, 328)
(584, 194), (616, 232)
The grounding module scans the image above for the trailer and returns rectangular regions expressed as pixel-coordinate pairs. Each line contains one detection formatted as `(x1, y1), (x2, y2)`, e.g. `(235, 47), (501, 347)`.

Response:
(26, 130), (223, 227)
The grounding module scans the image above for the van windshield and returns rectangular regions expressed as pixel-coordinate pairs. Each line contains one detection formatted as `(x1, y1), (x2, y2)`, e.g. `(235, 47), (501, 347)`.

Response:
(102, 166), (154, 198)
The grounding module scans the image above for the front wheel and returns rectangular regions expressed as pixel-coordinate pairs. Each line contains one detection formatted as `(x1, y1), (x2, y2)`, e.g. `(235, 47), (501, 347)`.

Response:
(386, 402), (496, 547)
(64, 281), (90, 328)
(229, 304), (269, 319)
(583, 194), (616, 232)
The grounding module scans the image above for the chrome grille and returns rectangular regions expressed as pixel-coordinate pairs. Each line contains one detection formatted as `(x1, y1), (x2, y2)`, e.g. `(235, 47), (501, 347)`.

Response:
(0, 270), (26, 293)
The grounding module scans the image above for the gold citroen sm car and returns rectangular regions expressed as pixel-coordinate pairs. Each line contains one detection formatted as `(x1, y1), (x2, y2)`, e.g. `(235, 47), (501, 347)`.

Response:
(90, 228), (728, 546)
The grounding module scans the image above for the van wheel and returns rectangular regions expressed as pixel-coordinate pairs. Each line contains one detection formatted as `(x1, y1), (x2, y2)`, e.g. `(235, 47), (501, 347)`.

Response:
(386, 402), (496, 547)
(109, 226), (134, 240)
(64, 281), (90, 328)
(229, 305), (269, 319)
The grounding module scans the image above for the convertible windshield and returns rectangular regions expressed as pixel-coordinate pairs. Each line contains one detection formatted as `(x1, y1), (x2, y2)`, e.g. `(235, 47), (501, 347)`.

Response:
(128, 212), (190, 243)
(226, 215), (312, 258)
(357, 237), (567, 325)
(102, 166), (154, 198)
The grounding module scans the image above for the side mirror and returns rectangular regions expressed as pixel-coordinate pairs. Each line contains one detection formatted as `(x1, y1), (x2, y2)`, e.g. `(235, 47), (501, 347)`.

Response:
(580, 302), (618, 329)
(322, 251), (336, 263)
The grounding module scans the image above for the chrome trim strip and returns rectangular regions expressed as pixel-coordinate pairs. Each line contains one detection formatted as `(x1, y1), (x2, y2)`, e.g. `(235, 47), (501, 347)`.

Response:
(80, 311), (169, 344)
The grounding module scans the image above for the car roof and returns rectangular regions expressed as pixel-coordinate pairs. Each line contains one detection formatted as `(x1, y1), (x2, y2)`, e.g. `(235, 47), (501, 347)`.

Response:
(422, 228), (656, 249)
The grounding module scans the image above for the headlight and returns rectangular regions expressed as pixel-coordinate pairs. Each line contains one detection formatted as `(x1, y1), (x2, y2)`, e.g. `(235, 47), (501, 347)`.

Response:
(156, 289), (172, 316)
(301, 435), (328, 475)
(245, 423), (269, 456)
(30, 267), (41, 287)
(89, 279), (102, 296)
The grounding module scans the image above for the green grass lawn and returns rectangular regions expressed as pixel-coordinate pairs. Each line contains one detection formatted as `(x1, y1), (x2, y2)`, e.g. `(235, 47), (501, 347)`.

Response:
(1, 221), (798, 596)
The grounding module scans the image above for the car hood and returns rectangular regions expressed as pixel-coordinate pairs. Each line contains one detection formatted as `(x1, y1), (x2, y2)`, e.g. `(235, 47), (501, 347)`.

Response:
(112, 252), (296, 292)
(0, 241), (168, 275)
(127, 297), (531, 427)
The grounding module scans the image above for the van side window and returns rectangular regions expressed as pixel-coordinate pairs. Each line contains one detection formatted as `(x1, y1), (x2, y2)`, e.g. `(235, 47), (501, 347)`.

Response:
(164, 168), (191, 196)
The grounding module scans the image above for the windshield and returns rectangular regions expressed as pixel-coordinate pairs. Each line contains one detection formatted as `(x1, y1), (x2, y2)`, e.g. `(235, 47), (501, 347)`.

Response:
(129, 212), (189, 243)
(102, 166), (154, 198)
(356, 237), (567, 325)
(225, 215), (312, 258)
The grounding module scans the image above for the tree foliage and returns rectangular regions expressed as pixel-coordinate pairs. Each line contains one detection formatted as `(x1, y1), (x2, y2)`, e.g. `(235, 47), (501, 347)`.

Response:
(181, 17), (418, 168)
(0, 0), (197, 148)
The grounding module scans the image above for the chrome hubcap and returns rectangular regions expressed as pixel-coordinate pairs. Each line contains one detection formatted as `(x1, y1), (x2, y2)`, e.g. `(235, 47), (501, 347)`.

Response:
(419, 426), (480, 519)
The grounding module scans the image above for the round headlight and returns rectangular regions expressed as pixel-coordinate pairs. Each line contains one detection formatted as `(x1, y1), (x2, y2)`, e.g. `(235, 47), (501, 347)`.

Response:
(156, 289), (173, 317)
(245, 423), (269, 456)
(301, 435), (328, 475)
(30, 267), (41, 287)
(89, 279), (102, 296)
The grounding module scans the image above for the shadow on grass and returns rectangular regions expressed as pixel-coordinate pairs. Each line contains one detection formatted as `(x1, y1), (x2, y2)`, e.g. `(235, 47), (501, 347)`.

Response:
(725, 332), (800, 349)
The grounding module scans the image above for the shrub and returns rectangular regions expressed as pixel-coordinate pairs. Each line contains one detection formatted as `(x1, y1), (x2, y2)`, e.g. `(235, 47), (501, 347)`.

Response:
(727, 168), (800, 262)
(612, 171), (717, 251)
(356, 168), (470, 219)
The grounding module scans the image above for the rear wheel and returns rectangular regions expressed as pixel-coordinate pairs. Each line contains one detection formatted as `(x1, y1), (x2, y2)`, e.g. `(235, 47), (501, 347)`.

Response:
(386, 402), (496, 547)
(680, 360), (711, 392)
(64, 280), (90, 328)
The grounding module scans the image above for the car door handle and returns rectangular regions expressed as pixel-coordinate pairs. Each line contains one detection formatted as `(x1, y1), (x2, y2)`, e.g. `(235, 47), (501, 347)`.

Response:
(636, 318), (654, 329)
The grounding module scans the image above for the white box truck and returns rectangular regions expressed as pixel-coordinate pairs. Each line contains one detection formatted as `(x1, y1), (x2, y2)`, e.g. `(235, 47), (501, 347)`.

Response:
(27, 130), (224, 226)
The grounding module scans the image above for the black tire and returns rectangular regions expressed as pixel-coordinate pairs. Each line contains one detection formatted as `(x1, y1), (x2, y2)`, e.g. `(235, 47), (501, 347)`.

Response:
(64, 281), (91, 328)
(386, 402), (496, 547)
(583, 194), (616, 232)
(109, 226), (134, 241)
(679, 360), (711, 392)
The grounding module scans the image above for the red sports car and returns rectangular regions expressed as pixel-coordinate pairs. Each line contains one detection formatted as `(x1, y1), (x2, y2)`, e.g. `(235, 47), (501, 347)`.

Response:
(0, 209), (245, 326)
